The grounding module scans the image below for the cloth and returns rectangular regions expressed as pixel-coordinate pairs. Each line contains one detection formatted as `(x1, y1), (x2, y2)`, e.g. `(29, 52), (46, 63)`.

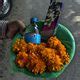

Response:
(0, 21), (8, 39)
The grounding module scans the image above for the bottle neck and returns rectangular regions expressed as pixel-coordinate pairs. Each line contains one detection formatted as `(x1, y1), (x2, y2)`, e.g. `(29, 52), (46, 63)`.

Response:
(34, 24), (39, 34)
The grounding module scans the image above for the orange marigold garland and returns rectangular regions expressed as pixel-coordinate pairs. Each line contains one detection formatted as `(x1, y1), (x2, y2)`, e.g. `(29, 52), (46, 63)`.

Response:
(13, 36), (70, 74)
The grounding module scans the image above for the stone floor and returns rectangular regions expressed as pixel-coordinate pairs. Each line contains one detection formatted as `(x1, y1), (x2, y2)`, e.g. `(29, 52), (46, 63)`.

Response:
(0, 0), (80, 80)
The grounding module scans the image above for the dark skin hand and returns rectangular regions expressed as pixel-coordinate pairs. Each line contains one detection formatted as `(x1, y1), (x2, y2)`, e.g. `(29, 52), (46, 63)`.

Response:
(6, 20), (25, 39)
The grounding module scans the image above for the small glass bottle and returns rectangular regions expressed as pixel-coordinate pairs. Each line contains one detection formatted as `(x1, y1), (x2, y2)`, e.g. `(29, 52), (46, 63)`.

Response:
(25, 17), (41, 44)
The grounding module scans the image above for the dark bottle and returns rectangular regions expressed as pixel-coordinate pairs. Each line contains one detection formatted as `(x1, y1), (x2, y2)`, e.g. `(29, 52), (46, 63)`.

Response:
(41, 0), (62, 40)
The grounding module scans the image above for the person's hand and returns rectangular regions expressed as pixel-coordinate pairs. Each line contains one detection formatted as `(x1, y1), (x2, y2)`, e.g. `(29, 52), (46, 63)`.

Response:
(6, 20), (25, 39)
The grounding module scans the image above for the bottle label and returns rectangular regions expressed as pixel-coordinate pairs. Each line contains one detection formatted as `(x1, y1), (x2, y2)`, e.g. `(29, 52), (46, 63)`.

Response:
(25, 33), (41, 44)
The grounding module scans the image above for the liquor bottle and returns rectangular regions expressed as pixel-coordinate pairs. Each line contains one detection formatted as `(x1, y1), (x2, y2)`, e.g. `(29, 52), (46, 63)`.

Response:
(41, 0), (62, 40)
(25, 17), (41, 44)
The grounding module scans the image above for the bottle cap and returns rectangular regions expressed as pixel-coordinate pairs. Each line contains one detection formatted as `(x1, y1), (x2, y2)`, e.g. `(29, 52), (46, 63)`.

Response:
(31, 17), (39, 23)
